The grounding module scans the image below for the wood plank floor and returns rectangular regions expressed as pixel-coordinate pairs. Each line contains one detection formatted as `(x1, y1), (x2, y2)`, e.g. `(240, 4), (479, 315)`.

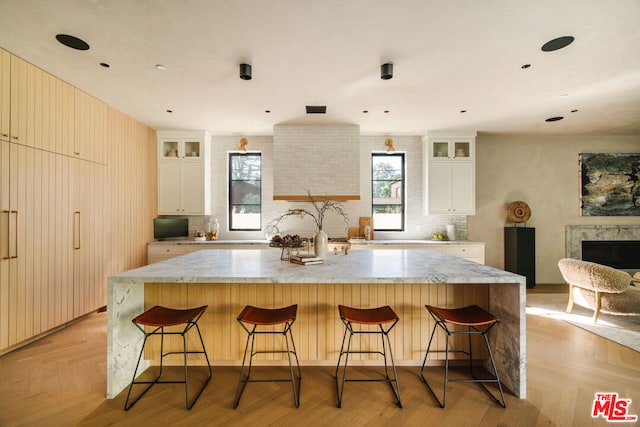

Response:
(1, 287), (639, 426)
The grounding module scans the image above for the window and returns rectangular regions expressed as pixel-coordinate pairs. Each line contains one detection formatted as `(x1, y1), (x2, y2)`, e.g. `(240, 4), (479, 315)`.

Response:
(229, 153), (261, 230)
(372, 153), (404, 231)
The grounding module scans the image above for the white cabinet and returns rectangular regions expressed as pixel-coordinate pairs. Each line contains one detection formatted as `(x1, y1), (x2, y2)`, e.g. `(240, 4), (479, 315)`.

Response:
(349, 240), (485, 264)
(157, 130), (211, 215)
(424, 133), (476, 215)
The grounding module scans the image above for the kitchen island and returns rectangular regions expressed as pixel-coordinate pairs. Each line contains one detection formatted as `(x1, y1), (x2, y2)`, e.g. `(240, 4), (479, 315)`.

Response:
(107, 249), (526, 399)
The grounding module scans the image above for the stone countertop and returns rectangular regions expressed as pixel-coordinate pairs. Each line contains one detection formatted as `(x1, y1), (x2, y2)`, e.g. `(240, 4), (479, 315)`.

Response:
(110, 248), (522, 285)
(149, 239), (269, 245)
(348, 239), (485, 245)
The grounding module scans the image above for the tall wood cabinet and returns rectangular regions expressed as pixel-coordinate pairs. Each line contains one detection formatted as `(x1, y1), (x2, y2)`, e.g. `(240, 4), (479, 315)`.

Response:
(0, 48), (157, 354)
(424, 132), (476, 215)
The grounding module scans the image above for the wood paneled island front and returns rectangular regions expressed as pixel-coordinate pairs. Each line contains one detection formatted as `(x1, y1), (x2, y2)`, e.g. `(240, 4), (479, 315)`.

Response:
(107, 249), (526, 399)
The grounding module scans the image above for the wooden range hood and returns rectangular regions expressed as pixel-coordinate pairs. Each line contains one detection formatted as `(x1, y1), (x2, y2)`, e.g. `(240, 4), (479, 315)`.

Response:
(273, 194), (360, 201)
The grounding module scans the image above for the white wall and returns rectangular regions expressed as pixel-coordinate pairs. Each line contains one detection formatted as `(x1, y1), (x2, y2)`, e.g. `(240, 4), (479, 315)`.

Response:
(469, 134), (640, 284)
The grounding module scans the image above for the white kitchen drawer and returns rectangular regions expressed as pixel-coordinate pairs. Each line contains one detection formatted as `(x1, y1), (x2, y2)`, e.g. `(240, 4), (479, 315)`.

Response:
(436, 245), (483, 258)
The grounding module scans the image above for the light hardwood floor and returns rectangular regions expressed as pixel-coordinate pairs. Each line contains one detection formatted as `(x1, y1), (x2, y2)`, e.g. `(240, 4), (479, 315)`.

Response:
(1, 287), (639, 426)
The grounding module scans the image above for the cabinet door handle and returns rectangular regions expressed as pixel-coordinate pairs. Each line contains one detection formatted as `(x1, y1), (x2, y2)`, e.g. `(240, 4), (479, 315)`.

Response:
(9, 210), (18, 258)
(1, 210), (9, 260)
(74, 211), (81, 250)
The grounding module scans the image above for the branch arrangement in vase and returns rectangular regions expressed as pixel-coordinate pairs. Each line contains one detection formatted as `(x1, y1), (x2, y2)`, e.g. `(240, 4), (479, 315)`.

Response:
(269, 191), (350, 231)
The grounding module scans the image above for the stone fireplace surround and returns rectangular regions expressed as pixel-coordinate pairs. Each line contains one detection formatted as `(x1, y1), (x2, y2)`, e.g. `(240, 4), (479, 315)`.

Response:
(566, 224), (640, 274)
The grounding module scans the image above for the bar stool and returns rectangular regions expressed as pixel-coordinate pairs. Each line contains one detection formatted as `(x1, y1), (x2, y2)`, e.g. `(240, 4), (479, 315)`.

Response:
(420, 304), (506, 408)
(124, 305), (212, 410)
(335, 305), (402, 408)
(234, 304), (301, 408)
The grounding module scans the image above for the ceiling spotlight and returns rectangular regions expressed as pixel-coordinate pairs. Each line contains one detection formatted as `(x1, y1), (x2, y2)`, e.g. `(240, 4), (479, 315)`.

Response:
(55, 34), (90, 51)
(545, 116), (564, 122)
(99, 62), (110, 68)
(541, 36), (575, 52)
(156, 64), (167, 71)
(239, 63), (252, 80)
(381, 62), (393, 80)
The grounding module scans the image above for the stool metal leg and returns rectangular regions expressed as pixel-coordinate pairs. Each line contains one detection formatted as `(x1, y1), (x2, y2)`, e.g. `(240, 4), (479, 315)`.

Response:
(284, 325), (302, 407)
(478, 331), (506, 408)
(420, 315), (506, 408)
(234, 320), (301, 409)
(124, 320), (212, 411)
(234, 325), (256, 408)
(420, 320), (447, 407)
(335, 323), (353, 408)
(124, 326), (164, 410)
(335, 319), (402, 408)
(183, 322), (213, 410)
(381, 324), (403, 408)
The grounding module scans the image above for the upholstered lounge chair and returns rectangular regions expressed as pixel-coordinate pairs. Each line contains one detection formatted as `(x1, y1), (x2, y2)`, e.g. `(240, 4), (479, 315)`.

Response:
(557, 258), (640, 324)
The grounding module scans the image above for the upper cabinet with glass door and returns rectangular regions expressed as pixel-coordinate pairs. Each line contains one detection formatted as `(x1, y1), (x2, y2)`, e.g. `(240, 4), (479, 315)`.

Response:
(160, 137), (203, 161)
(430, 138), (473, 161)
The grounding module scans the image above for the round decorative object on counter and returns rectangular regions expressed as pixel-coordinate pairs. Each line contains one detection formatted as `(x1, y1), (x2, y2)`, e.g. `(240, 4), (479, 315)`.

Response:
(507, 201), (531, 223)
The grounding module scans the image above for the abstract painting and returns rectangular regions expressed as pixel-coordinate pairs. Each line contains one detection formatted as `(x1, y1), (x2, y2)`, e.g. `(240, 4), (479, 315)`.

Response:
(580, 153), (640, 216)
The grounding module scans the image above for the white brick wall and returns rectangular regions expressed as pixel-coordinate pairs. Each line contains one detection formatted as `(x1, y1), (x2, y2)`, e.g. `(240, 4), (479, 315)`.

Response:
(184, 130), (467, 241)
(273, 124), (360, 198)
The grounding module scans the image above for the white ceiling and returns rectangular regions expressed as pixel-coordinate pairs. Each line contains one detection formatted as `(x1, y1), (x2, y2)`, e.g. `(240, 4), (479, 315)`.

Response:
(0, 0), (639, 136)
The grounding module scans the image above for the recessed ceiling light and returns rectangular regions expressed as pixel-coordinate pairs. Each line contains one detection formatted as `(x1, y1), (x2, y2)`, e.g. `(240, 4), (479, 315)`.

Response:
(166, 109), (173, 113)
(265, 110), (271, 113)
(571, 109), (579, 113)
(362, 110), (369, 114)
(521, 64), (531, 69)
(560, 93), (569, 97)
(55, 34), (90, 51)
(384, 110), (390, 114)
(541, 36), (575, 52)
(545, 116), (564, 122)
(99, 62), (110, 68)
(156, 64), (167, 71)
(460, 110), (467, 113)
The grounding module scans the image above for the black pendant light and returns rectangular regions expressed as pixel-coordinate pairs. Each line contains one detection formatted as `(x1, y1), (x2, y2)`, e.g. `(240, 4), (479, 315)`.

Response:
(239, 63), (252, 80)
(381, 62), (393, 80)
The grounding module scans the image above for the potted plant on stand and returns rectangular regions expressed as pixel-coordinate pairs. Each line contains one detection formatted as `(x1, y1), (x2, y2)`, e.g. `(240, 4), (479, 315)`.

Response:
(269, 192), (349, 258)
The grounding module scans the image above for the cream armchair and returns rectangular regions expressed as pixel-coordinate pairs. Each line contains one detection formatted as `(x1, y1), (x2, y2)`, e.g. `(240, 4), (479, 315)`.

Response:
(557, 258), (640, 324)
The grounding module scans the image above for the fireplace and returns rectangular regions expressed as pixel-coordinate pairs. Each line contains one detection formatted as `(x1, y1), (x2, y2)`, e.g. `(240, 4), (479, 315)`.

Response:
(566, 225), (640, 274)
(582, 240), (640, 269)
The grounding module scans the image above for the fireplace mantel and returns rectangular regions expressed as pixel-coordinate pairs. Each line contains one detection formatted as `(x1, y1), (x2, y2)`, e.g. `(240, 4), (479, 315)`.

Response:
(566, 225), (640, 262)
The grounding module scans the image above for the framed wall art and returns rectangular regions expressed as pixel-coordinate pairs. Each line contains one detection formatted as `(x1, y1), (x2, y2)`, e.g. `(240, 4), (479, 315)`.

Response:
(579, 153), (640, 216)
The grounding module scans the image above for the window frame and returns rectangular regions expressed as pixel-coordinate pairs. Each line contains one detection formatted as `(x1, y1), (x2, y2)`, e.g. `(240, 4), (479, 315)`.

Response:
(371, 152), (405, 232)
(228, 152), (262, 231)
